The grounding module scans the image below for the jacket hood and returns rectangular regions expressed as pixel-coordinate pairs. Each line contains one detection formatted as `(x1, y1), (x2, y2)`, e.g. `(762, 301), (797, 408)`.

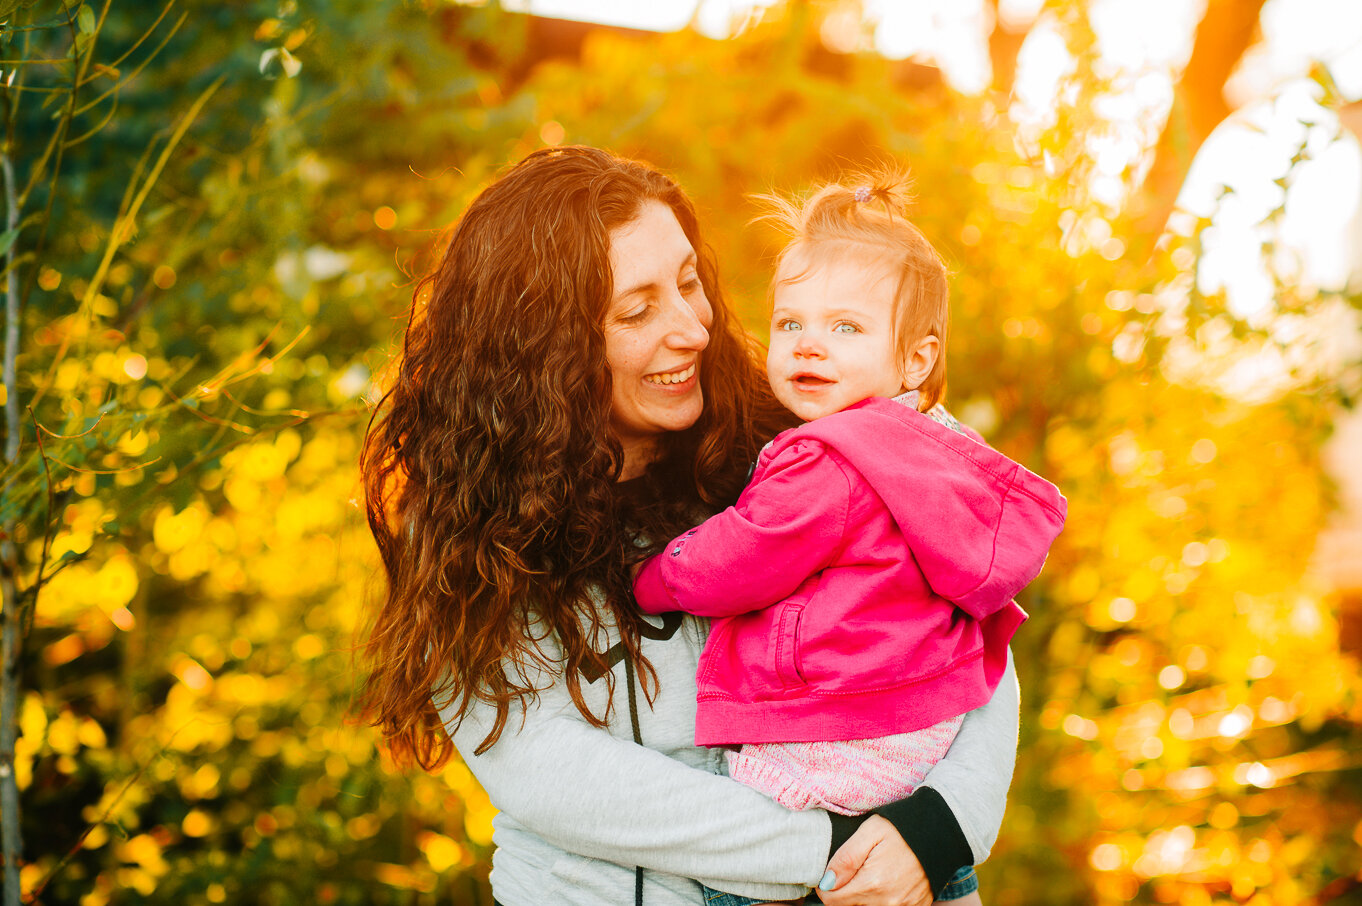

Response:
(794, 397), (1068, 620)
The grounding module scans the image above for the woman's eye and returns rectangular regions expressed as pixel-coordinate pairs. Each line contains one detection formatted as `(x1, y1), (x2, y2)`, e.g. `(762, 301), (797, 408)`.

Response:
(620, 306), (650, 324)
(834, 322), (860, 334)
(680, 276), (702, 294)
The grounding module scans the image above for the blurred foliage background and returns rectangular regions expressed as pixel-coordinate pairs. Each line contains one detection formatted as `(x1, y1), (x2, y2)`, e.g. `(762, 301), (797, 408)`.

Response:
(2, 0), (1360, 903)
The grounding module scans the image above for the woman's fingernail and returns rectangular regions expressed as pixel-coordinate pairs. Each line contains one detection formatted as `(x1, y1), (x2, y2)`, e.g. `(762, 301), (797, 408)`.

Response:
(819, 870), (837, 891)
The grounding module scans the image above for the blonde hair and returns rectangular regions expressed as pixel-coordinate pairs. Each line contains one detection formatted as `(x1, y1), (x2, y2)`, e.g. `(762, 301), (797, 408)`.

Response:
(757, 170), (950, 409)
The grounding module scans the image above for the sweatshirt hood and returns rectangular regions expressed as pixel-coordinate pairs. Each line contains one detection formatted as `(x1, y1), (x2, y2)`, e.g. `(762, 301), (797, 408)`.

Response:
(795, 397), (1068, 620)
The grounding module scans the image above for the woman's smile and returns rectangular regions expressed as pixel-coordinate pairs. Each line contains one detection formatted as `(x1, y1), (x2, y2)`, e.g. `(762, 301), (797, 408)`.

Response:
(643, 362), (697, 386)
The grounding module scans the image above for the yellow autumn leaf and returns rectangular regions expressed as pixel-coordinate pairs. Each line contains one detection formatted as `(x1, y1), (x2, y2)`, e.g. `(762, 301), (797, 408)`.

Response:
(46, 711), (80, 756)
(19, 694), (46, 745)
(420, 832), (463, 873)
(76, 717), (107, 749)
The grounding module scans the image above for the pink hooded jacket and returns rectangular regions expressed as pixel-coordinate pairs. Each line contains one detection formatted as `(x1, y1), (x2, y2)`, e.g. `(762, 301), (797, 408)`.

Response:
(633, 397), (1067, 746)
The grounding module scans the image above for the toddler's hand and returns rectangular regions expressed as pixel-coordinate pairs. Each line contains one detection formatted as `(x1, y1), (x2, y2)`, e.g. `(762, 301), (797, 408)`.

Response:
(816, 815), (932, 906)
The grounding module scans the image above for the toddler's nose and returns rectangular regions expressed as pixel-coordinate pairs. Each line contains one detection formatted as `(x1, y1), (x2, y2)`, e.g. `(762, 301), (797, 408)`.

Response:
(793, 334), (824, 358)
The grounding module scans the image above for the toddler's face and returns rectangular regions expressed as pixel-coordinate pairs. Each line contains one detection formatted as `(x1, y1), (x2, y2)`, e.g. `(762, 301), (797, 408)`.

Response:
(766, 252), (906, 422)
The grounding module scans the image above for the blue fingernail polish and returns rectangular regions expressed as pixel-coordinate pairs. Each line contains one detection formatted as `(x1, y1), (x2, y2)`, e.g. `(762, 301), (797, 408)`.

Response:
(819, 870), (837, 891)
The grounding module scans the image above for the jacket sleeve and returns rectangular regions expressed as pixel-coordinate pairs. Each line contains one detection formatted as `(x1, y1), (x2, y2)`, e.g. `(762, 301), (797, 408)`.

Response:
(633, 441), (851, 617)
(443, 658), (831, 900)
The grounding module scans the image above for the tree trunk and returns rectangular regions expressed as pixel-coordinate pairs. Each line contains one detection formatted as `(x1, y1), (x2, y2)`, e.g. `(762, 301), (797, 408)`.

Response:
(0, 570), (19, 906)
(984, 0), (1031, 98)
(1, 146), (23, 906)
(1340, 100), (1362, 279)
(1136, 0), (1268, 236)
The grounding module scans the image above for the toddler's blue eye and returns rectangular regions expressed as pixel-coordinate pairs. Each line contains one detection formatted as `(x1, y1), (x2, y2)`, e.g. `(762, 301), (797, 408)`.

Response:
(835, 322), (860, 333)
(776, 319), (802, 331)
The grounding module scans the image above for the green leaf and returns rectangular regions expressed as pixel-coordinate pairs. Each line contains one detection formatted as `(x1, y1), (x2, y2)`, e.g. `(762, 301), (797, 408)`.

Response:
(76, 3), (95, 34)
(0, 0), (44, 19)
(0, 228), (18, 258)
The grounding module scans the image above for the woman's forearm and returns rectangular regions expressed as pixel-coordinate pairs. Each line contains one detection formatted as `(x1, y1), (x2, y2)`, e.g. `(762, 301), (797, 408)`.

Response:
(872, 645), (1018, 893)
(920, 646), (1020, 863)
(443, 671), (832, 901)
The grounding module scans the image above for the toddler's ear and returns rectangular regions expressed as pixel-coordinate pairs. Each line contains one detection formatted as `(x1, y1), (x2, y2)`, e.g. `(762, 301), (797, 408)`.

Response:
(900, 335), (939, 393)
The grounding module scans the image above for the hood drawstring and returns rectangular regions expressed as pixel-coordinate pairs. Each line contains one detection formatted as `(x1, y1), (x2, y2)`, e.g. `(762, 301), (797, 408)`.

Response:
(625, 656), (645, 906)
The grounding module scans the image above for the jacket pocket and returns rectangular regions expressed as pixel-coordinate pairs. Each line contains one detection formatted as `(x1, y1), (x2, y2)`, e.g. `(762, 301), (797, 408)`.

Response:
(696, 617), (730, 689)
(773, 603), (806, 689)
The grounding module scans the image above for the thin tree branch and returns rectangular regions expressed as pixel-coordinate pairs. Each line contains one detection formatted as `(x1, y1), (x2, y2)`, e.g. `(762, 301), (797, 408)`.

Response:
(60, 90), (116, 148)
(0, 10), (77, 33)
(24, 408), (57, 608)
(87, 0), (174, 80)
(28, 75), (222, 412)
(23, 722), (192, 903)
(69, 10), (186, 117)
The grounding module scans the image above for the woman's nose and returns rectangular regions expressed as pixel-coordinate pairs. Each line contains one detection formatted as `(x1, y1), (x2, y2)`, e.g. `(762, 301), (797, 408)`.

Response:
(664, 295), (710, 350)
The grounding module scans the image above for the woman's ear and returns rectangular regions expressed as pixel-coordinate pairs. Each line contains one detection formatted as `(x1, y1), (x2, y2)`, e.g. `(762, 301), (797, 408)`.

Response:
(900, 335), (940, 391)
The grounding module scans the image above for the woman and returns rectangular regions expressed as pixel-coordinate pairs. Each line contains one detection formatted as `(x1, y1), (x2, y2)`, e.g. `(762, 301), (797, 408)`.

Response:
(359, 146), (1018, 906)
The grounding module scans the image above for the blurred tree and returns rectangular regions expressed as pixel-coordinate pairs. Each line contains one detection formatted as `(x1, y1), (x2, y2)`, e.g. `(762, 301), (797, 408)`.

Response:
(983, 0), (1031, 98)
(3, 1), (1358, 904)
(1, 1), (526, 901)
(1137, 0), (1269, 236)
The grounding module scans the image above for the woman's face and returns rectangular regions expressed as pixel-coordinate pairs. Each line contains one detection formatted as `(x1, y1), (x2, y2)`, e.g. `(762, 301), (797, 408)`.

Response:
(602, 200), (713, 480)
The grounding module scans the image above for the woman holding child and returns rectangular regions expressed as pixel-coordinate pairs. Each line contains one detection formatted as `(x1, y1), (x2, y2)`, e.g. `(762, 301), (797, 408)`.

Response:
(359, 146), (1062, 906)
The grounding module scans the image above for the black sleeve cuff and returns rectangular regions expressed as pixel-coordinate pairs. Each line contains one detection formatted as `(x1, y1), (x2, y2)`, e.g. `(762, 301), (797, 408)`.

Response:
(872, 787), (973, 899)
(827, 812), (871, 864)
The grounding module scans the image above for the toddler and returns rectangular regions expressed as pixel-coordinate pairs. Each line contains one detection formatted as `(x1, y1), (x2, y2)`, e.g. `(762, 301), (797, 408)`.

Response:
(631, 174), (1068, 905)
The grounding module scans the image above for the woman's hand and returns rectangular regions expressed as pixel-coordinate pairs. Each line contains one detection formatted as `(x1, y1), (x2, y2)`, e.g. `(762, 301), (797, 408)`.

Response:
(815, 815), (933, 906)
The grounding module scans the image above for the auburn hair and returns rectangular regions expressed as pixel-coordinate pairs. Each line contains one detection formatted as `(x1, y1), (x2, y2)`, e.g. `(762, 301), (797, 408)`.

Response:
(358, 146), (792, 766)
(758, 170), (951, 408)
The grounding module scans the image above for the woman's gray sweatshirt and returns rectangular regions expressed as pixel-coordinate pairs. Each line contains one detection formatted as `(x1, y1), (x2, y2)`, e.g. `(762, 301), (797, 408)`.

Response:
(442, 611), (1018, 906)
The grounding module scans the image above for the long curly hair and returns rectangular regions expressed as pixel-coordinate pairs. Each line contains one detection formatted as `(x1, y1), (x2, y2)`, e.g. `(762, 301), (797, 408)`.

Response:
(359, 147), (793, 767)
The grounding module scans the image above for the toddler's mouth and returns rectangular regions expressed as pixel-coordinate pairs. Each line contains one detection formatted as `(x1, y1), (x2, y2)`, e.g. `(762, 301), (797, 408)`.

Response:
(793, 374), (833, 387)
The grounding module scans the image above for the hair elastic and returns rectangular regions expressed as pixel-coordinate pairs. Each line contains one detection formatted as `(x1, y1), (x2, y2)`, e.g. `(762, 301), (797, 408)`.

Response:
(853, 186), (873, 203)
